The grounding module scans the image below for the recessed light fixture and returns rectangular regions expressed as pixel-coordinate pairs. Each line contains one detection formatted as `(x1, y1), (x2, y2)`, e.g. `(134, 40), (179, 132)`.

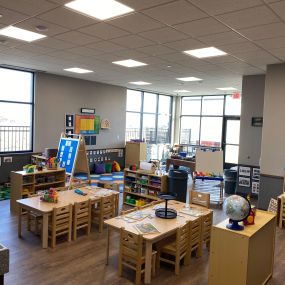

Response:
(0, 26), (46, 42)
(113, 59), (147, 68)
(65, 0), (134, 20)
(216, 87), (237, 91)
(174, 90), (191, 93)
(176, 77), (202, 82)
(64, 67), (93, 74)
(129, 81), (151, 85)
(184, 47), (227, 58)
(35, 25), (48, 32)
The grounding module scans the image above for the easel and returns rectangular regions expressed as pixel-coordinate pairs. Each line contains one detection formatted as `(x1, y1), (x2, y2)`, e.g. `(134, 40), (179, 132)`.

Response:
(57, 133), (90, 189)
(192, 149), (224, 204)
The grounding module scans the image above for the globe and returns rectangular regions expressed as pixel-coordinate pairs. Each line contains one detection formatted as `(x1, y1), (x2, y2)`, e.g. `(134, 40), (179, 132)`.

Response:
(223, 195), (251, 231)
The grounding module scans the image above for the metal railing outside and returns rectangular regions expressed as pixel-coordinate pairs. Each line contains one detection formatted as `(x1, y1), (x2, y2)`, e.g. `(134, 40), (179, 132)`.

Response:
(0, 126), (31, 152)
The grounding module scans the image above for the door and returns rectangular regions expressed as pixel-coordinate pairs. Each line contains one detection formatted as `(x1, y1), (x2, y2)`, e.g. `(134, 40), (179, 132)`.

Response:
(223, 117), (240, 168)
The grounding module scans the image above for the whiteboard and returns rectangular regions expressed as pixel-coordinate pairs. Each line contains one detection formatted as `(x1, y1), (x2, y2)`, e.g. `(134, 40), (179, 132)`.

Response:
(195, 149), (224, 175)
(57, 137), (80, 175)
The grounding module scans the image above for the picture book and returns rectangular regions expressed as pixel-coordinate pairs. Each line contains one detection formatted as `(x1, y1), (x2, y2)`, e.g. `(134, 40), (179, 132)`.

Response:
(134, 223), (160, 234)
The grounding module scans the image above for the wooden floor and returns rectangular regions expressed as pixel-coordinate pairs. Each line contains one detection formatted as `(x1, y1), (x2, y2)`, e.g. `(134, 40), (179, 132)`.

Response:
(0, 197), (285, 285)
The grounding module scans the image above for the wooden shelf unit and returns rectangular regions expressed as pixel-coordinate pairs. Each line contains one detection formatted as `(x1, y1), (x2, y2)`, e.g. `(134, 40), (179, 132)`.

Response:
(123, 169), (167, 206)
(208, 210), (276, 285)
(10, 168), (66, 214)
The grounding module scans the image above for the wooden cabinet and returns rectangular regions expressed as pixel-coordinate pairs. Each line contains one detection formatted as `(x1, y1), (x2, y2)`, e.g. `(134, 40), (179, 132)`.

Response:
(208, 210), (276, 285)
(123, 169), (167, 206)
(10, 169), (66, 214)
(125, 142), (147, 167)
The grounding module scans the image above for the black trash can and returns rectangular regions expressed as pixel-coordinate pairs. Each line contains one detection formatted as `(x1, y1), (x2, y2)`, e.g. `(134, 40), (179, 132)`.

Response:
(224, 168), (237, 194)
(168, 169), (188, 202)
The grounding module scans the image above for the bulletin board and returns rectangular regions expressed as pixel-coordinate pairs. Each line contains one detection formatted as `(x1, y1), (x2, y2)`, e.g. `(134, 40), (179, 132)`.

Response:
(195, 149), (224, 175)
(57, 137), (79, 175)
(74, 114), (100, 134)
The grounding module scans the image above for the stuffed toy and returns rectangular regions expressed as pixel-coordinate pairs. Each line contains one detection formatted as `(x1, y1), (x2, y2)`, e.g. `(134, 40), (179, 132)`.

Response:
(112, 161), (121, 172)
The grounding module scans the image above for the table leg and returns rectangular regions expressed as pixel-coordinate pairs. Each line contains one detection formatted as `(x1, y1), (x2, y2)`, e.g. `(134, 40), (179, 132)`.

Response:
(42, 213), (49, 249)
(106, 226), (110, 265)
(144, 241), (152, 284)
(18, 205), (22, 238)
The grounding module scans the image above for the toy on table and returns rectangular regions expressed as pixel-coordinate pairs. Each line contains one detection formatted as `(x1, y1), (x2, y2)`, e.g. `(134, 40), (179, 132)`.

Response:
(23, 164), (36, 173)
(40, 188), (58, 203)
(243, 195), (255, 226)
(46, 157), (58, 170)
(74, 189), (87, 196)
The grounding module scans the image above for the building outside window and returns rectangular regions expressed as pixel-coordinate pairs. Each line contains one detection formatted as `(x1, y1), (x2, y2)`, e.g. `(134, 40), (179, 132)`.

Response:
(180, 94), (241, 165)
(126, 89), (173, 161)
(0, 67), (34, 153)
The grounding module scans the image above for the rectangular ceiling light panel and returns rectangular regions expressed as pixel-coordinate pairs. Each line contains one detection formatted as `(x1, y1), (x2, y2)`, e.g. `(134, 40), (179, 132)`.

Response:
(0, 26), (46, 42)
(113, 59), (147, 67)
(184, 47), (227, 58)
(64, 67), (93, 73)
(65, 0), (134, 20)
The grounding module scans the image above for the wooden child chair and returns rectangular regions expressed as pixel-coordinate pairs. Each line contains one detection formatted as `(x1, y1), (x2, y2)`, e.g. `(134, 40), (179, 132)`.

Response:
(73, 200), (91, 240)
(156, 221), (190, 275)
(198, 212), (213, 256)
(92, 195), (115, 232)
(119, 227), (156, 285)
(48, 204), (73, 248)
(190, 190), (210, 208)
(279, 195), (285, 228)
(189, 217), (202, 259)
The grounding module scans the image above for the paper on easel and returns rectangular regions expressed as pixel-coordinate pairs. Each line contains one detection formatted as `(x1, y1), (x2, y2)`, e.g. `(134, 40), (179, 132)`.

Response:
(195, 149), (223, 175)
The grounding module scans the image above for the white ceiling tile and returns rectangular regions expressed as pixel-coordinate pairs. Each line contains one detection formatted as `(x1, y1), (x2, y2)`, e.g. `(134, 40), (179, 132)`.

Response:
(111, 35), (154, 48)
(233, 49), (281, 65)
(269, 47), (285, 61)
(137, 45), (175, 56)
(174, 17), (229, 37)
(139, 27), (188, 44)
(255, 36), (285, 49)
(0, 7), (29, 25)
(238, 22), (285, 40)
(217, 42), (260, 54)
(66, 46), (104, 57)
(38, 7), (97, 29)
(107, 12), (164, 33)
(86, 41), (126, 53)
(190, 0), (263, 15)
(78, 23), (129, 40)
(16, 43), (56, 54)
(217, 5), (279, 29)
(163, 38), (205, 51)
(54, 31), (100, 45)
(0, 0), (57, 16)
(143, 0), (207, 25)
(118, 0), (175, 10)
(114, 49), (149, 59)
(35, 37), (76, 49)
(0, 37), (22, 48)
(15, 17), (69, 37)
(42, 50), (80, 61)
(269, 1), (285, 21)
(198, 31), (248, 45)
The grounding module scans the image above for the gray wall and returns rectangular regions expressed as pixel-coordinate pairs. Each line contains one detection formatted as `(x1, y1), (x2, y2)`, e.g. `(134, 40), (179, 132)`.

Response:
(238, 74), (265, 166)
(260, 63), (285, 176)
(34, 72), (127, 152)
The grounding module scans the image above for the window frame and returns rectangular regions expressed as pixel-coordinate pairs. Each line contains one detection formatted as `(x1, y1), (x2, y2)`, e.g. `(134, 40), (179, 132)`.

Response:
(126, 89), (173, 145)
(0, 66), (34, 154)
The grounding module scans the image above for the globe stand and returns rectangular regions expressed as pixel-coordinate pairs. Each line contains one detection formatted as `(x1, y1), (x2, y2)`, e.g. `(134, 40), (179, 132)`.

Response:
(226, 220), (244, 231)
(155, 193), (177, 219)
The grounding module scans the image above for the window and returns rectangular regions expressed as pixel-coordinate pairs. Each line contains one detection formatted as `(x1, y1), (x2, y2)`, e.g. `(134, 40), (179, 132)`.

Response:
(126, 90), (173, 160)
(0, 67), (34, 153)
(180, 94), (241, 164)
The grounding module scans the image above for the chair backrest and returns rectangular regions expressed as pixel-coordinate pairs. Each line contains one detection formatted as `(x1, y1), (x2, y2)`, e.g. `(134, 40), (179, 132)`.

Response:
(202, 212), (213, 242)
(100, 195), (115, 217)
(98, 182), (119, 192)
(120, 227), (143, 261)
(189, 217), (202, 251)
(52, 204), (72, 234)
(176, 221), (190, 254)
(190, 190), (210, 208)
(74, 200), (91, 225)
